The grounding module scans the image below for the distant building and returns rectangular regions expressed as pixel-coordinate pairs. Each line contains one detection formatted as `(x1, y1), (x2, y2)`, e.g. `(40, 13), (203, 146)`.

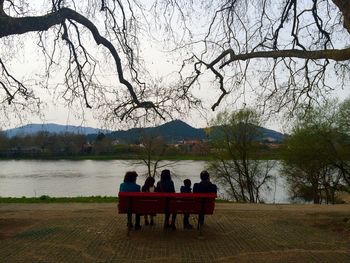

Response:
(260, 137), (282, 149)
(175, 139), (209, 155)
(264, 143), (282, 149)
(81, 142), (92, 153)
(263, 137), (277, 143)
(181, 139), (202, 145)
(111, 140), (120, 146)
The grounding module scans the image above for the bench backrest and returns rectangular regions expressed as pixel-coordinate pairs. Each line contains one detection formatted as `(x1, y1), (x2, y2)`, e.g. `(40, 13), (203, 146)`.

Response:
(118, 192), (216, 215)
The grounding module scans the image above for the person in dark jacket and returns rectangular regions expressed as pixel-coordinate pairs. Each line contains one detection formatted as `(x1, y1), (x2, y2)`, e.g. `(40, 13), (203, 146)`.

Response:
(155, 169), (177, 230)
(193, 170), (217, 228)
(119, 171), (141, 230)
(141, 176), (156, 226)
(180, 179), (193, 229)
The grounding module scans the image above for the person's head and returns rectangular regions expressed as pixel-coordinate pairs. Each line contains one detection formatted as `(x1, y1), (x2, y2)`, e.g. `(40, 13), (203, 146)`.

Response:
(144, 176), (155, 188)
(124, 171), (138, 183)
(200, 170), (210, 181)
(160, 169), (171, 181)
(183, 179), (191, 188)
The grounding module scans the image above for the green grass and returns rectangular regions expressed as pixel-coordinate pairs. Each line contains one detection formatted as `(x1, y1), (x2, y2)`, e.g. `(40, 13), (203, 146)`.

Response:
(0, 195), (231, 203)
(0, 195), (117, 203)
(16, 227), (61, 239)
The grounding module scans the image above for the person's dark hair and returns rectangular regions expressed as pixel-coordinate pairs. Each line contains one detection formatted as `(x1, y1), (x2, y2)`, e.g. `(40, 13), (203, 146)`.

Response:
(124, 171), (138, 183)
(143, 176), (155, 191)
(160, 169), (171, 181)
(183, 179), (191, 188)
(200, 170), (210, 181)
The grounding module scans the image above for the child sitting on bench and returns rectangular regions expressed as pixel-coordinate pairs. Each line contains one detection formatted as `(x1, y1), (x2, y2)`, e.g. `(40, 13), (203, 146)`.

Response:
(180, 179), (193, 229)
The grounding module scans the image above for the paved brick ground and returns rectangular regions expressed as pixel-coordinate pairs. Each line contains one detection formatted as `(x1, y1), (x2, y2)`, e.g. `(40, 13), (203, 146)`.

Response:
(0, 203), (349, 262)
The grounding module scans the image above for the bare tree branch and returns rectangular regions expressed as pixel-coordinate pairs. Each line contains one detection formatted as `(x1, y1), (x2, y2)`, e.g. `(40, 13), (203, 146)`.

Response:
(0, 1), (161, 121)
(220, 47), (350, 68)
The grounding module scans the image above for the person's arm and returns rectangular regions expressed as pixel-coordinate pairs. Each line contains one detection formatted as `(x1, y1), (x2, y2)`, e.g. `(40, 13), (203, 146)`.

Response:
(119, 183), (124, 192)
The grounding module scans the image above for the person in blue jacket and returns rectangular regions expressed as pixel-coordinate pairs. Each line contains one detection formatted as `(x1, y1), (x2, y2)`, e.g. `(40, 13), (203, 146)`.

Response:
(193, 170), (217, 228)
(155, 169), (177, 230)
(119, 171), (141, 230)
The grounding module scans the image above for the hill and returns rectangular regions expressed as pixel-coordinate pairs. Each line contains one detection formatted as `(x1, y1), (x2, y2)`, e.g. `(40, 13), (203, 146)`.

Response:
(105, 120), (286, 144)
(106, 119), (206, 143)
(4, 123), (111, 137)
(3, 120), (287, 143)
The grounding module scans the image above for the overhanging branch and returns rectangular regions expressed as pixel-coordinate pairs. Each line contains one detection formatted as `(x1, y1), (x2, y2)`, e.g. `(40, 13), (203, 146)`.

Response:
(220, 47), (350, 69)
(0, 4), (160, 118)
(332, 0), (350, 33)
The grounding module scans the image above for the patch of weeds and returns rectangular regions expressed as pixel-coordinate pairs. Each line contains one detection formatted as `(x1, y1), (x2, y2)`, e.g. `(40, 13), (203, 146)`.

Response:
(312, 215), (350, 239)
(0, 196), (118, 203)
(39, 195), (50, 200)
(16, 227), (60, 239)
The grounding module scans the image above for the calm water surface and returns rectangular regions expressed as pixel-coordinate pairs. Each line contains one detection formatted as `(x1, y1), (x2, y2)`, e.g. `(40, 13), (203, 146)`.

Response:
(0, 160), (290, 203)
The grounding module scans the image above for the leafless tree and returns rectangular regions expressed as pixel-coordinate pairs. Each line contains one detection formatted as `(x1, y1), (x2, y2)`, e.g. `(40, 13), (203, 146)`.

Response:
(133, 134), (177, 178)
(1, 1), (350, 127)
(0, 0), (200, 127)
(157, 0), (350, 117)
(207, 109), (275, 203)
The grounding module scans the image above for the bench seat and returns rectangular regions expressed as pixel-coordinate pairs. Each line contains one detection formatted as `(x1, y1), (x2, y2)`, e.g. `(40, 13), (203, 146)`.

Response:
(118, 192), (216, 215)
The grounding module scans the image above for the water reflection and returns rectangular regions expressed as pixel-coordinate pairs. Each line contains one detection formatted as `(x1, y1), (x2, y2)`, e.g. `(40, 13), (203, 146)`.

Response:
(0, 160), (291, 203)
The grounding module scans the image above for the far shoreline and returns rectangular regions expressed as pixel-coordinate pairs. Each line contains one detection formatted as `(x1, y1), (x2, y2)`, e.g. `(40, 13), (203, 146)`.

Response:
(0, 151), (284, 161)
(1, 195), (349, 205)
(0, 154), (213, 161)
(0, 196), (233, 204)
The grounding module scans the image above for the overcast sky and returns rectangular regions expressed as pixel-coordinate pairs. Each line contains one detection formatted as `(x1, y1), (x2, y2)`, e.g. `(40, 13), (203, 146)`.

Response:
(1, 1), (350, 133)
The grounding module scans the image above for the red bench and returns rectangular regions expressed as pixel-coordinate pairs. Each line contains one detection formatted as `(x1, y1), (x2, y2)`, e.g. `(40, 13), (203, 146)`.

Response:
(118, 192), (216, 234)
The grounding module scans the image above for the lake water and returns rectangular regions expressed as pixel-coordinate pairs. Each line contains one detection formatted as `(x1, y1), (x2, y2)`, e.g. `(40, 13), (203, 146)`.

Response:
(0, 160), (291, 203)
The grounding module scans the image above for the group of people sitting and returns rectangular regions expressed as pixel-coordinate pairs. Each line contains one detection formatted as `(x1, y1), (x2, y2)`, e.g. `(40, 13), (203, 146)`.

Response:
(119, 169), (217, 231)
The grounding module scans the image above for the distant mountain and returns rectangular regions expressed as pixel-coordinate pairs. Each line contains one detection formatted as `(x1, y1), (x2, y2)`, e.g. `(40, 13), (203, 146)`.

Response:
(257, 126), (286, 143)
(4, 123), (111, 137)
(4, 120), (287, 143)
(106, 120), (206, 144)
(106, 119), (287, 144)
(153, 120), (206, 141)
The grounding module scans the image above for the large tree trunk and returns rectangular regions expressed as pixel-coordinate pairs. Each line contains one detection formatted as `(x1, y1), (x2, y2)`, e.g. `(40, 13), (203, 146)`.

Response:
(333, 0), (350, 33)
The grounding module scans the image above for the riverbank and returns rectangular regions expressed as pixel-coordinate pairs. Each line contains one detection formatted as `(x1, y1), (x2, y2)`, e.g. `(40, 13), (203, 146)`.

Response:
(0, 149), (282, 161)
(0, 196), (230, 203)
(0, 203), (349, 262)
(0, 154), (214, 161)
(0, 196), (117, 203)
